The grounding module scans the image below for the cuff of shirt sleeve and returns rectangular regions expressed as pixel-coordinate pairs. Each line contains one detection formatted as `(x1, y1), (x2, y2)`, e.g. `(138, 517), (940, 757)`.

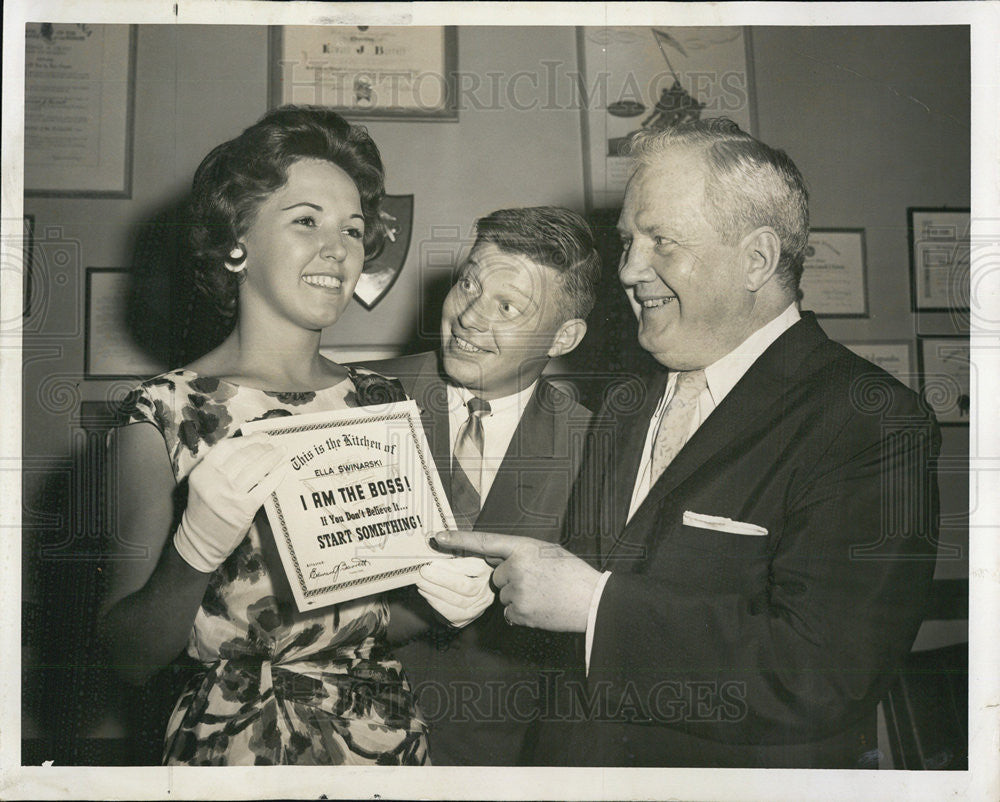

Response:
(584, 571), (612, 677)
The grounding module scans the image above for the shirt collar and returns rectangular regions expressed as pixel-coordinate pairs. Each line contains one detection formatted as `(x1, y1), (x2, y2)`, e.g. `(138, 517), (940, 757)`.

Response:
(702, 303), (801, 407)
(448, 379), (539, 418)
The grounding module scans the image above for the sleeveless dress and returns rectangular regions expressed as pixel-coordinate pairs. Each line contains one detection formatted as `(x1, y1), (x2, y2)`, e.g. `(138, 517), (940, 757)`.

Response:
(121, 368), (429, 766)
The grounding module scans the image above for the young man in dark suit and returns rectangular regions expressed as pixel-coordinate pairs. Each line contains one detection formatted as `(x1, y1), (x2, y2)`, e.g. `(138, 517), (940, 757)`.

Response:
(367, 207), (600, 765)
(437, 121), (941, 768)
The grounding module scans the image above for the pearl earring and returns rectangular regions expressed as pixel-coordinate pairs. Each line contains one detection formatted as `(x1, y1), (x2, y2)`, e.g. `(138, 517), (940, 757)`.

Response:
(225, 244), (246, 273)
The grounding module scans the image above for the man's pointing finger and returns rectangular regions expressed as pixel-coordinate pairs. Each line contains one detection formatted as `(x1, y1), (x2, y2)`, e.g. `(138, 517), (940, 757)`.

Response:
(432, 529), (519, 564)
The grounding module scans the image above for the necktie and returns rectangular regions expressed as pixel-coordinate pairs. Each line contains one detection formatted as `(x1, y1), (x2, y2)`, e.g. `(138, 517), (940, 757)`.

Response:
(650, 369), (707, 485)
(451, 396), (491, 527)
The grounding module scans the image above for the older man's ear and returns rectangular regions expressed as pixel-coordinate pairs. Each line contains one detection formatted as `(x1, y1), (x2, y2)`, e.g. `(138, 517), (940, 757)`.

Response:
(742, 226), (782, 293)
(547, 318), (588, 359)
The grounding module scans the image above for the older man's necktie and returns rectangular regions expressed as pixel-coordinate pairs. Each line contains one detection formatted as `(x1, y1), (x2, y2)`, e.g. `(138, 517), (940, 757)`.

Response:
(451, 397), (491, 528)
(650, 369), (707, 485)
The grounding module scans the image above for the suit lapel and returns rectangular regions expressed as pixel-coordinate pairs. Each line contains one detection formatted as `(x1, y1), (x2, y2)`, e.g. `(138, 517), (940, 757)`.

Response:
(605, 314), (830, 561)
(397, 352), (454, 503)
(611, 370), (669, 537)
(476, 381), (555, 532)
(594, 369), (669, 563)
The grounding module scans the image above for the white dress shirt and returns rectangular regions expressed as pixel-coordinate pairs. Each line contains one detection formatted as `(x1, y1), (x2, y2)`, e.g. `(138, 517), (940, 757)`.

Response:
(446, 380), (538, 503)
(585, 303), (802, 673)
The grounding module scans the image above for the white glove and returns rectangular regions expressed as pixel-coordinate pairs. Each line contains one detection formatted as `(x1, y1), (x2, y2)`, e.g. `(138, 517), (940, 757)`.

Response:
(416, 556), (494, 629)
(173, 433), (288, 574)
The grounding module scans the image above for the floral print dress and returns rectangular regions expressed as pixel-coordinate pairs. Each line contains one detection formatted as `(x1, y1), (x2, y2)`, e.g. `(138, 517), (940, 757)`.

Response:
(121, 368), (428, 766)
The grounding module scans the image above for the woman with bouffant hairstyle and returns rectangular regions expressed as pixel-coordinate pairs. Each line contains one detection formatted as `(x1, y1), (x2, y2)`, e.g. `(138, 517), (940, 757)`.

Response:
(187, 105), (387, 320)
(98, 107), (489, 766)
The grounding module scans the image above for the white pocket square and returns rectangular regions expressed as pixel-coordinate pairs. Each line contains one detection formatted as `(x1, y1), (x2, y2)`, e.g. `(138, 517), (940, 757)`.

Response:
(682, 511), (768, 536)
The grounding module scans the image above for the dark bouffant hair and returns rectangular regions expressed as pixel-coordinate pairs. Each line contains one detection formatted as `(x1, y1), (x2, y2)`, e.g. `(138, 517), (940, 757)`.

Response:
(188, 105), (386, 317)
(473, 206), (601, 320)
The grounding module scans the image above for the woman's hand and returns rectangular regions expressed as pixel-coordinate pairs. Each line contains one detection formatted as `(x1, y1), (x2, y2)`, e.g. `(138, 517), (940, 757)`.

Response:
(415, 556), (494, 628)
(174, 433), (288, 573)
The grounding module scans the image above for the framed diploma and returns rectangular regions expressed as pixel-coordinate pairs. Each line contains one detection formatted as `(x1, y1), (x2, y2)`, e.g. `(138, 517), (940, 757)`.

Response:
(908, 208), (970, 312)
(24, 24), (136, 197)
(918, 336), (970, 425)
(841, 340), (915, 390)
(577, 26), (756, 210)
(242, 401), (455, 610)
(84, 268), (165, 379)
(269, 26), (458, 120)
(799, 229), (868, 317)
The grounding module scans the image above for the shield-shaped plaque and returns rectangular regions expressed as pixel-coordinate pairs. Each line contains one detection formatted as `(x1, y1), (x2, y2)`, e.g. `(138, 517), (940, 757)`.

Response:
(354, 194), (413, 310)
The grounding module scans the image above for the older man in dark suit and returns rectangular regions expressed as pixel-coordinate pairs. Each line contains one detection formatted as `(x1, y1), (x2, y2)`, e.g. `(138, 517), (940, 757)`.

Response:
(367, 207), (599, 765)
(436, 120), (940, 768)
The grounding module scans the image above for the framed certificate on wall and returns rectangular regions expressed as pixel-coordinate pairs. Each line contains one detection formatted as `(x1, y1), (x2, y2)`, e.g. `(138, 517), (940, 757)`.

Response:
(269, 26), (458, 120)
(799, 229), (868, 317)
(84, 268), (165, 379)
(24, 24), (136, 197)
(909, 208), (970, 312)
(918, 336), (970, 425)
(842, 340), (915, 390)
